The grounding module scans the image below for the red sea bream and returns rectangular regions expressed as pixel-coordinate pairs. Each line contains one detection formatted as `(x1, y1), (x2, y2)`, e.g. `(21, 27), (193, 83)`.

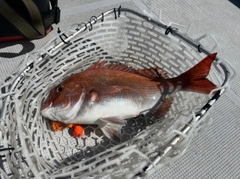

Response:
(41, 53), (217, 140)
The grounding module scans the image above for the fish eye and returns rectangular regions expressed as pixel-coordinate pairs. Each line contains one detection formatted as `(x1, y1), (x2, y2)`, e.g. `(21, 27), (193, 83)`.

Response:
(56, 86), (64, 92)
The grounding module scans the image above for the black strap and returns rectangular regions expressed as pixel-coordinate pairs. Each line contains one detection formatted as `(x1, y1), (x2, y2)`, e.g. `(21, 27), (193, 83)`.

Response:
(44, 0), (60, 28)
(0, 0), (43, 39)
(0, 0), (60, 40)
(23, 0), (46, 35)
(44, 6), (60, 28)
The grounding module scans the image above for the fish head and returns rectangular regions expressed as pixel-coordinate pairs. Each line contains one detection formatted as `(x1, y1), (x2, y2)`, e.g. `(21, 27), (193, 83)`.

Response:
(41, 81), (86, 123)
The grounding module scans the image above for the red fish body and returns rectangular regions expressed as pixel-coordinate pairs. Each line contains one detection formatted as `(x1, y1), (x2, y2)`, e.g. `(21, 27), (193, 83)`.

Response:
(41, 53), (217, 140)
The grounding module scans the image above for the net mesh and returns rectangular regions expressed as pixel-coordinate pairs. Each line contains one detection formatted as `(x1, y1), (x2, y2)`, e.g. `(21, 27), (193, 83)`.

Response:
(0, 8), (228, 179)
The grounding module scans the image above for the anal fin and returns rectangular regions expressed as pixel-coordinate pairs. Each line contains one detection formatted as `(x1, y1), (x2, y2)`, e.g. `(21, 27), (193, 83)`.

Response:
(147, 97), (174, 117)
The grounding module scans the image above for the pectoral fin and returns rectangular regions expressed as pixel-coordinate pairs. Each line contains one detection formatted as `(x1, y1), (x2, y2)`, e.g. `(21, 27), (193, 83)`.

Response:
(100, 116), (126, 125)
(99, 117), (126, 142)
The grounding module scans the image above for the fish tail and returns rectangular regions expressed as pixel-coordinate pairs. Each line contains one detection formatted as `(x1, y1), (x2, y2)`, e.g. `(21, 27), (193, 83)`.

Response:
(172, 53), (217, 94)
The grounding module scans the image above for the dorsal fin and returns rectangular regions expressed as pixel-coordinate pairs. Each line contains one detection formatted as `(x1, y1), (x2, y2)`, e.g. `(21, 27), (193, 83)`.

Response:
(87, 60), (169, 79)
(87, 60), (138, 73)
(137, 67), (169, 79)
(87, 60), (107, 71)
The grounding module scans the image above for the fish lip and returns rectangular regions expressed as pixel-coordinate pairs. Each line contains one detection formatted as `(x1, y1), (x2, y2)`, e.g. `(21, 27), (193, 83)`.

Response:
(40, 102), (53, 112)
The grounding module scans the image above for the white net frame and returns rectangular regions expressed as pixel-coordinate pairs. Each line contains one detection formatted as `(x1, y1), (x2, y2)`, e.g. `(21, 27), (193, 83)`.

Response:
(0, 7), (232, 179)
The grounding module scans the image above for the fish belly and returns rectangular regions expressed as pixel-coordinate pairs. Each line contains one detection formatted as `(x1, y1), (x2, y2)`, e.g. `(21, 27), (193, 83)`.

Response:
(69, 98), (155, 125)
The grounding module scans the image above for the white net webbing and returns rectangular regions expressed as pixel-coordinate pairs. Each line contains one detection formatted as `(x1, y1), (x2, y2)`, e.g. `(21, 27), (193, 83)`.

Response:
(0, 8), (229, 179)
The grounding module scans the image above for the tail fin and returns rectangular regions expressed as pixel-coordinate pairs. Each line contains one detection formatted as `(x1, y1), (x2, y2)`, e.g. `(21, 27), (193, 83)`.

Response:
(174, 53), (217, 94)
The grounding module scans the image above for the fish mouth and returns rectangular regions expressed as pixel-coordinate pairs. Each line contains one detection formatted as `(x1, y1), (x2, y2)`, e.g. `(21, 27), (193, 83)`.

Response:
(41, 105), (73, 122)
(41, 107), (54, 120)
(41, 102), (66, 121)
(41, 106), (62, 122)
